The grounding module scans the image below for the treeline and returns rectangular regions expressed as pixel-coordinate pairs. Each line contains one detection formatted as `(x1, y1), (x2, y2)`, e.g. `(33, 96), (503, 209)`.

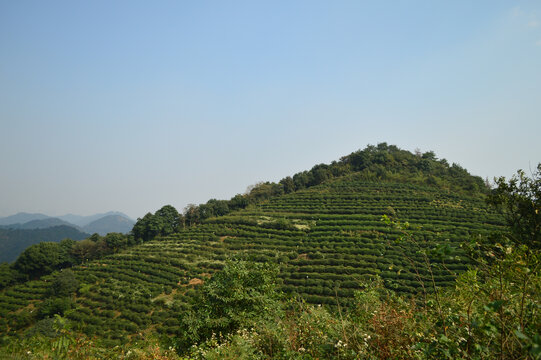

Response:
(143, 143), (486, 230)
(280, 142), (486, 194)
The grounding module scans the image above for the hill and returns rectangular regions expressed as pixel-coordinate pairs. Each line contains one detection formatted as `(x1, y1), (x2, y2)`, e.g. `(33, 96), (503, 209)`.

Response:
(82, 214), (135, 235)
(58, 211), (134, 227)
(0, 144), (506, 347)
(0, 212), (49, 226)
(0, 217), (79, 230)
(0, 226), (90, 263)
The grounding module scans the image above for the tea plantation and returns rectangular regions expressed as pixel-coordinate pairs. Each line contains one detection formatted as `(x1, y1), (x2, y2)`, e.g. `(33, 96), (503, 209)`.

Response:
(0, 173), (503, 344)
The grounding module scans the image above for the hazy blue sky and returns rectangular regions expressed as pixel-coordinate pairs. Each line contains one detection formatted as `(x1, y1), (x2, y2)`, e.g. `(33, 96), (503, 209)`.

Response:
(1, 1), (540, 219)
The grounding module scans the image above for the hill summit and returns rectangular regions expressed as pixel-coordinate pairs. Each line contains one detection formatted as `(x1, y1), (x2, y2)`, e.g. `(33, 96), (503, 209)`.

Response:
(82, 215), (135, 236)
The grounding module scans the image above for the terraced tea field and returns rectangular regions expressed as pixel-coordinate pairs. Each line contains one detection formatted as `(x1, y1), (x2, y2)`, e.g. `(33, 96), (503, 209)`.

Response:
(0, 175), (503, 342)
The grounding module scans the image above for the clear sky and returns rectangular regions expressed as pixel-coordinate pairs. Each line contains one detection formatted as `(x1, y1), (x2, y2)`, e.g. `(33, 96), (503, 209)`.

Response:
(1, 1), (540, 219)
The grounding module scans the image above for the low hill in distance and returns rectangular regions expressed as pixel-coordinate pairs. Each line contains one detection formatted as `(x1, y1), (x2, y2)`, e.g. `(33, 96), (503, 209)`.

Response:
(82, 214), (135, 236)
(0, 218), (79, 230)
(0, 225), (90, 263)
(0, 213), (49, 226)
(58, 211), (134, 228)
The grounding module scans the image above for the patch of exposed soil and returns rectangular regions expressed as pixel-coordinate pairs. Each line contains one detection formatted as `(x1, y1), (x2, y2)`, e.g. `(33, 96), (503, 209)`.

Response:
(188, 278), (203, 286)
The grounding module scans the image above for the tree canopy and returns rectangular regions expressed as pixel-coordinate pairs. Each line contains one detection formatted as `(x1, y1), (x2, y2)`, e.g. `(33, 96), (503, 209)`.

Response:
(488, 163), (541, 249)
(14, 241), (71, 279)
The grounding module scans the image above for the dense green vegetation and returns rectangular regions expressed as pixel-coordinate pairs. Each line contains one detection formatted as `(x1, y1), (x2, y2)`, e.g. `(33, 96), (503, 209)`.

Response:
(0, 144), (538, 359)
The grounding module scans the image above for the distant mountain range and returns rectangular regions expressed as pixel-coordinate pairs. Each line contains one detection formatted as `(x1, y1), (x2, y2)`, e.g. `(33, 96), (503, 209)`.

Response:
(0, 213), (50, 226)
(0, 212), (136, 263)
(0, 218), (76, 230)
(0, 211), (134, 228)
(57, 211), (133, 228)
(81, 214), (135, 236)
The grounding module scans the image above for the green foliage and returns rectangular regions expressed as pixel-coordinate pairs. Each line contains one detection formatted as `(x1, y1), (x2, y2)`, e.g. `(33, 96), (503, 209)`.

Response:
(154, 205), (183, 236)
(70, 233), (131, 263)
(176, 260), (281, 353)
(0, 262), (23, 290)
(38, 298), (74, 318)
(49, 269), (79, 297)
(133, 205), (182, 242)
(70, 238), (99, 263)
(185, 279), (419, 360)
(103, 232), (128, 253)
(14, 242), (71, 279)
(442, 165), (541, 360)
(488, 163), (541, 249)
(26, 317), (60, 338)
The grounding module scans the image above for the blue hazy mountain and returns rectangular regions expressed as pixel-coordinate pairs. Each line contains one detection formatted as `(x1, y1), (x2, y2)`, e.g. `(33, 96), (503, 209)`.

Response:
(57, 211), (134, 227)
(0, 213), (50, 226)
(82, 214), (135, 236)
(0, 218), (79, 230)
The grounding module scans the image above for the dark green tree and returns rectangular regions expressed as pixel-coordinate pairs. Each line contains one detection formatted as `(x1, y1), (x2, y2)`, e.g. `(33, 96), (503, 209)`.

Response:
(228, 194), (248, 211)
(488, 163), (541, 249)
(70, 238), (98, 263)
(49, 269), (79, 297)
(0, 262), (23, 290)
(312, 164), (330, 185)
(14, 242), (65, 278)
(205, 199), (230, 217)
(38, 297), (73, 319)
(183, 204), (201, 227)
(132, 213), (154, 242)
(280, 176), (295, 193)
(132, 205), (182, 241)
(103, 233), (127, 253)
(154, 205), (181, 236)
(58, 238), (76, 267)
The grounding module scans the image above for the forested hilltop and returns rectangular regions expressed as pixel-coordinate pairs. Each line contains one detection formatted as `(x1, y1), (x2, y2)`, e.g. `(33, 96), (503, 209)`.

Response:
(0, 144), (539, 360)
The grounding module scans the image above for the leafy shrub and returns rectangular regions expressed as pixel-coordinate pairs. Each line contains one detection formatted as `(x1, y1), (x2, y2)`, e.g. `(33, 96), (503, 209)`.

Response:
(175, 260), (281, 353)
(49, 269), (79, 297)
(38, 297), (74, 318)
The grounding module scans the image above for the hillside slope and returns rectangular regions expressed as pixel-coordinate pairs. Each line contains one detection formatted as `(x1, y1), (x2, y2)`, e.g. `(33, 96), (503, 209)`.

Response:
(0, 169), (503, 343)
